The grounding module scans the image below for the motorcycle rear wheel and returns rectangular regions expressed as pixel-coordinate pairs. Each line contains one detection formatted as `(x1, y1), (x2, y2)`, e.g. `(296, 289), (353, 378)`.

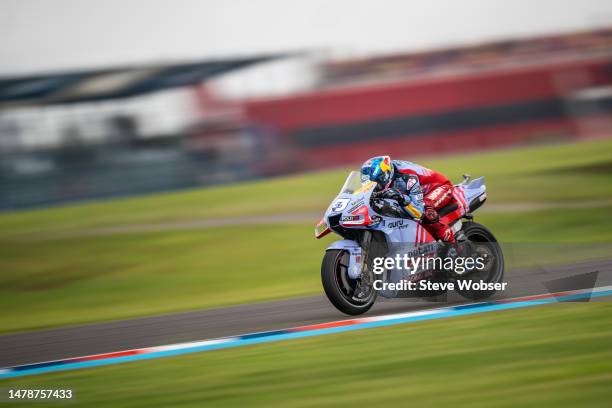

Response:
(454, 221), (505, 300)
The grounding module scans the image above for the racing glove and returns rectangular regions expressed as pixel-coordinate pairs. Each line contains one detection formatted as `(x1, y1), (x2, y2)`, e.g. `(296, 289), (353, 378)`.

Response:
(381, 189), (421, 219)
(380, 188), (406, 205)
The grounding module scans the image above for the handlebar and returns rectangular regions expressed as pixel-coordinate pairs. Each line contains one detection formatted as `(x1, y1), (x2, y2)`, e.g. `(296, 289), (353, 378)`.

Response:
(370, 195), (406, 219)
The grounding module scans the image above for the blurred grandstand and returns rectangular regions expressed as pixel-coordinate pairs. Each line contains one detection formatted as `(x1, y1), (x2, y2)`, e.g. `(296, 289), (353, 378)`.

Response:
(0, 28), (611, 210)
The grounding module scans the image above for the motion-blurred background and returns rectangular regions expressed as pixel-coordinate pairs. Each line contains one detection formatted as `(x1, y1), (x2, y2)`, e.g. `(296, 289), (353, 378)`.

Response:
(1, 0), (612, 209)
(3, 2), (612, 405)
(2, 0), (612, 329)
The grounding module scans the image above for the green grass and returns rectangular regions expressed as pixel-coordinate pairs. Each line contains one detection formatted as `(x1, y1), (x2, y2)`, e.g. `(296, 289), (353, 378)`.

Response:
(1, 206), (610, 334)
(0, 225), (328, 333)
(1, 138), (612, 240)
(1, 139), (612, 333)
(3, 303), (612, 407)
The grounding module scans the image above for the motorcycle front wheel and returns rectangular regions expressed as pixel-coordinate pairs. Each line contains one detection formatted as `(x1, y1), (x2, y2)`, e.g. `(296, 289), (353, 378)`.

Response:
(321, 249), (377, 315)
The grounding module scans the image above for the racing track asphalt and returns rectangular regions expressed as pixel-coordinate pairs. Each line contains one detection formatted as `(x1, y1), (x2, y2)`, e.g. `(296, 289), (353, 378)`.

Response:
(1, 259), (612, 368)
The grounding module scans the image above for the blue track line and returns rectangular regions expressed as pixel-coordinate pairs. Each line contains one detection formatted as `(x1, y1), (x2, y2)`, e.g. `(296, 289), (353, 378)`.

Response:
(1, 287), (611, 380)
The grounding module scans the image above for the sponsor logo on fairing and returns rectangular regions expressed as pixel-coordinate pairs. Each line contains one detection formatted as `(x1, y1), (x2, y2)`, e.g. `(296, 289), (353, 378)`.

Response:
(387, 220), (405, 228)
(341, 215), (361, 222)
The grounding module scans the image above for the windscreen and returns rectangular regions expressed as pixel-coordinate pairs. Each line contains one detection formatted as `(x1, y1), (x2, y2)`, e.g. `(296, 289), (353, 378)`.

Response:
(340, 171), (368, 194)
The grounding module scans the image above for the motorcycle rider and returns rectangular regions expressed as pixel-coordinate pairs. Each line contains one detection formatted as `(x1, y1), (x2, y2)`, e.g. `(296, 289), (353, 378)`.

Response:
(360, 155), (459, 243)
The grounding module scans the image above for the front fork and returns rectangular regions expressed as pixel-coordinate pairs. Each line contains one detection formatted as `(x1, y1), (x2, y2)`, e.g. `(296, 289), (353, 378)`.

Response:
(357, 231), (375, 289)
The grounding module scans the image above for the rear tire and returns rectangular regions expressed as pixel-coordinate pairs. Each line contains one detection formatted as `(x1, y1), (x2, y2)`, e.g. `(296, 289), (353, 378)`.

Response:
(321, 249), (377, 315)
(454, 221), (504, 300)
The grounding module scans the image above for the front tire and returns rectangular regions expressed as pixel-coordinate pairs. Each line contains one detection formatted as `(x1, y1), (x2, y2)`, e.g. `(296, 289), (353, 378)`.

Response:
(321, 249), (377, 315)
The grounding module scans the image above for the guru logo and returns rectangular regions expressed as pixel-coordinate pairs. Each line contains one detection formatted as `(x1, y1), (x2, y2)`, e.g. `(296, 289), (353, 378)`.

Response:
(387, 220), (405, 228)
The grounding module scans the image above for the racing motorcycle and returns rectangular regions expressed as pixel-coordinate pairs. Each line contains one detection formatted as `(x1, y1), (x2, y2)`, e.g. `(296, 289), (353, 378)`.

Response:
(315, 171), (504, 315)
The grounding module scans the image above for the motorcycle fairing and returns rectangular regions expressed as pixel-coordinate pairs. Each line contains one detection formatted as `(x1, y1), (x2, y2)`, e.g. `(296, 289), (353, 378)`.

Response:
(326, 239), (364, 279)
(321, 172), (487, 285)
(439, 177), (486, 226)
